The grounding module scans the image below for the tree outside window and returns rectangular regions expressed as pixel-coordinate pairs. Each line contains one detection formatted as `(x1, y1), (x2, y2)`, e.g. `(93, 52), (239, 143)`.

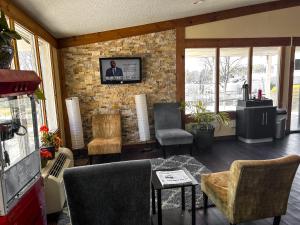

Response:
(185, 48), (216, 113)
(219, 48), (248, 111)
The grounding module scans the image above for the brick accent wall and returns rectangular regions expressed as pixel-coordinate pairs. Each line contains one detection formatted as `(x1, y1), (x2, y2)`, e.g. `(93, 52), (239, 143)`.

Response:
(62, 30), (176, 145)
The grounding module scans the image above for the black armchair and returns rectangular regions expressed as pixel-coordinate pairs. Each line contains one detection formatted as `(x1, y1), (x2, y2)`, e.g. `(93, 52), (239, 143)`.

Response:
(63, 160), (152, 225)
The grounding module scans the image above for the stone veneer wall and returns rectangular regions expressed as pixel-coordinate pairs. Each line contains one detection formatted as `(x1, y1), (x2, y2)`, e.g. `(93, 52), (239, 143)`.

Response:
(62, 30), (176, 145)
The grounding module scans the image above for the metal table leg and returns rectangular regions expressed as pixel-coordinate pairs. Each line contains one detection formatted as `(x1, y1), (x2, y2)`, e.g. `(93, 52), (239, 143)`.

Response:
(181, 186), (185, 210)
(157, 189), (162, 225)
(192, 186), (196, 225)
(152, 184), (156, 214)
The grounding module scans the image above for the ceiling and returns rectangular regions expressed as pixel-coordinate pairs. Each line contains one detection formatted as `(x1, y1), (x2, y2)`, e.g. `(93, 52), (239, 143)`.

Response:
(11, 0), (276, 39)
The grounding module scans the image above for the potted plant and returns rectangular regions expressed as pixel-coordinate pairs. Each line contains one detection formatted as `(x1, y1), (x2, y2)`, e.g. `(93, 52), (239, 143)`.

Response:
(40, 149), (52, 168)
(40, 125), (62, 159)
(0, 10), (21, 69)
(182, 101), (230, 149)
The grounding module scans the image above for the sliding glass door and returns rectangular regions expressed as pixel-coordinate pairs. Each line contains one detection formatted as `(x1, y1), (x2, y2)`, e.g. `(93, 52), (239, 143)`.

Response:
(252, 47), (281, 106)
(291, 47), (300, 131)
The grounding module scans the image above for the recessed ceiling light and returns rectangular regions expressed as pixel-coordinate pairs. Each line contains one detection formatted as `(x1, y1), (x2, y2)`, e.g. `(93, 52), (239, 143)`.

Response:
(193, 0), (205, 4)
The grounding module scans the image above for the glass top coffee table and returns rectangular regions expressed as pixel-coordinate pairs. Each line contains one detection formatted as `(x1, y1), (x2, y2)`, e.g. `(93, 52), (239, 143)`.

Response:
(151, 167), (199, 225)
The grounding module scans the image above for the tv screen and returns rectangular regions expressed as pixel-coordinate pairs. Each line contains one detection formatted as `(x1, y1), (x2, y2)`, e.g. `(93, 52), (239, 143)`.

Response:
(99, 57), (142, 84)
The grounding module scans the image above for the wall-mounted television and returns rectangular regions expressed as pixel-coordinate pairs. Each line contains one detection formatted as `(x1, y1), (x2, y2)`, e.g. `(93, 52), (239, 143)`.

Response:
(99, 57), (142, 84)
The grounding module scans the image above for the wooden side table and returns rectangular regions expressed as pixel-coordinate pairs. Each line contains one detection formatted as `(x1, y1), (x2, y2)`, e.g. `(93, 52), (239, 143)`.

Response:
(151, 168), (199, 225)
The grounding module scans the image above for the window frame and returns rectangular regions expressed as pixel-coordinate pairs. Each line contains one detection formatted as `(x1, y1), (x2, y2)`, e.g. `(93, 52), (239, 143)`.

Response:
(183, 38), (288, 116)
(185, 48), (218, 113)
(218, 47), (250, 112)
(6, 16), (59, 133)
(37, 37), (59, 132)
(251, 46), (282, 107)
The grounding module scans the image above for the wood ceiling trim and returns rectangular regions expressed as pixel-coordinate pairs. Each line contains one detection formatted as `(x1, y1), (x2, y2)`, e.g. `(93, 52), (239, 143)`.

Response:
(57, 0), (300, 48)
(58, 21), (174, 48)
(292, 37), (300, 46)
(184, 37), (292, 48)
(174, 0), (300, 27)
(0, 0), (58, 48)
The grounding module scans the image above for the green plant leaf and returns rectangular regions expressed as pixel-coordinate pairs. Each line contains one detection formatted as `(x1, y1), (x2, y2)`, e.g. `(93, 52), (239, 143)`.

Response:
(1, 32), (13, 45)
(3, 30), (21, 40)
(34, 88), (46, 100)
(0, 33), (6, 45)
(0, 10), (22, 46)
(179, 101), (186, 111)
(183, 100), (230, 130)
(0, 10), (9, 31)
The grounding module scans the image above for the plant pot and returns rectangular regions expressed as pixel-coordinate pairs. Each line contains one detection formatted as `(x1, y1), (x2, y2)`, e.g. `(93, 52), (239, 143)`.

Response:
(42, 146), (55, 159)
(41, 159), (48, 168)
(0, 45), (14, 69)
(191, 125), (215, 149)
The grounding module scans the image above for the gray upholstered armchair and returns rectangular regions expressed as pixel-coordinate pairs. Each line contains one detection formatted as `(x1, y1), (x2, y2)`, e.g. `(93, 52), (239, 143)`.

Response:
(153, 102), (193, 158)
(63, 160), (152, 225)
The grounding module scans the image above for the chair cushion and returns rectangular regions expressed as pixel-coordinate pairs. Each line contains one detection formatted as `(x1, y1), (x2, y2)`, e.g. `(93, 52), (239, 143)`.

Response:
(156, 128), (193, 146)
(88, 137), (121, 155)
(201, 171), (229, 217)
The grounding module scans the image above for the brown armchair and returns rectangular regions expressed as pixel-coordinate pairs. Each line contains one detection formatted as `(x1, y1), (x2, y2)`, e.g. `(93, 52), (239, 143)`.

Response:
(87, 113), (122, 164)
(201, 155), (300, 225)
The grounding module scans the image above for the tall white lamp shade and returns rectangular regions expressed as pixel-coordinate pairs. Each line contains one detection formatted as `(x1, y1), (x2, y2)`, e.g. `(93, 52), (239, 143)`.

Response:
(65, 97), (85, 149)
(135, 94), (150, 142)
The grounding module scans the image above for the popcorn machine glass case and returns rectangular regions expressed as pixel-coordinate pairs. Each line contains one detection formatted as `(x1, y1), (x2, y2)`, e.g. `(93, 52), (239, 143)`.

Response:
(0, 70), (41, 216)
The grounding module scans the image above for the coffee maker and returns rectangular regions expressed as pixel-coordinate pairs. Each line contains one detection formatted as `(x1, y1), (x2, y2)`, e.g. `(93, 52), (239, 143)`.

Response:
(241, 81), (249, 101)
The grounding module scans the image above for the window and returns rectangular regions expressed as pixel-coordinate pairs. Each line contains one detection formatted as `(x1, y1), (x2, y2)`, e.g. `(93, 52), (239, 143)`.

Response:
(291, 47), (300, 131)
(4, 15), (15, 69)
(252, 47), (280, 106)
(184, 45), (283, 113)
(15, 23), (44, 131)
(38, 38), (58, 131)
(219, 48), (249, 111)
(2, 13), (60, 143)
(185, 48), (216, 112)
(15, 23), (38, 71)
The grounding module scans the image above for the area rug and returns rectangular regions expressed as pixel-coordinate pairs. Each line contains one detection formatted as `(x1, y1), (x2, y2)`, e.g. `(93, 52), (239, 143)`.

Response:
(57, 155), (212, 225)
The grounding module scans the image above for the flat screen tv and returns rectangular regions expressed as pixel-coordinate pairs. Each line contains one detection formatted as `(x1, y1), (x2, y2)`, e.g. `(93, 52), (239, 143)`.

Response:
(99, 57), (142, 84)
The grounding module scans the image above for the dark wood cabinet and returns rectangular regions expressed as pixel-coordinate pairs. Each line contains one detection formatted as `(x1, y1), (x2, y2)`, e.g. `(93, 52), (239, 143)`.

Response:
(237, 105), (276, 142)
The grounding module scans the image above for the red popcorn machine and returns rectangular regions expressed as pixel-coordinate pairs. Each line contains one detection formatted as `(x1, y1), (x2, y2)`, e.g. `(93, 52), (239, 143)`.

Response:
(0, 69), (46, 225)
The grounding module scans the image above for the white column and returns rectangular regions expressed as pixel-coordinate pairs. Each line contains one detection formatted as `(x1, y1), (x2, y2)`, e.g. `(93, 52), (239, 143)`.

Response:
(135, 94), (150, 142)
(65, 97), (85, 149)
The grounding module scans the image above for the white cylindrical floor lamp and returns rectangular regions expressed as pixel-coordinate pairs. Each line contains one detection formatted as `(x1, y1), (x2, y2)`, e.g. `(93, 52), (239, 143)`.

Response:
(135, 94), (150, 142)
(65, 97), (85, 150)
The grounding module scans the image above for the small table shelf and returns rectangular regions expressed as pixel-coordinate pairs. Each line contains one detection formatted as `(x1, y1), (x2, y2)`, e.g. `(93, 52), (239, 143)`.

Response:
(151, 168), (199, 225)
